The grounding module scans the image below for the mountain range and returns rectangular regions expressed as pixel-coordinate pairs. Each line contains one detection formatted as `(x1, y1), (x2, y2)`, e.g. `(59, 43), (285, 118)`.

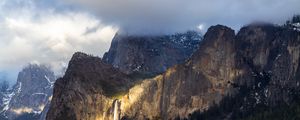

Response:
(0, 31), (202, 120)
(46, 17), (300, 120)
(0, 15), (299, 120)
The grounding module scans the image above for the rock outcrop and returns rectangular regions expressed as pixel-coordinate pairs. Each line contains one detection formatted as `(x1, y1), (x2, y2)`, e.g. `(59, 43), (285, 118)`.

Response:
(47, 24), (300, 120)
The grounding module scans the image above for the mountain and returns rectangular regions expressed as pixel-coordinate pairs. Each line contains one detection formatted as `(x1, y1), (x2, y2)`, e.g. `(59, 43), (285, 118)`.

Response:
(0, 64), (56, 120)
(47, 23), (300, 120)
(103, 31), (202, 76)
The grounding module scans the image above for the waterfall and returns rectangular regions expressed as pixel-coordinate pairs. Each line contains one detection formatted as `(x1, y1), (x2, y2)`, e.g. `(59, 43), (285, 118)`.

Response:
(113, 100), (119, 120)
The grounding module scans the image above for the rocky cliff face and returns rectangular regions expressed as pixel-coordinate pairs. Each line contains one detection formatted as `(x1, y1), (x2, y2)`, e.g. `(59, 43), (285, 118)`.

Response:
(103, 31), (202, 75)
(0, 64), (55, 120)
(47, 24), (300, 120)
(185, 23), (300, 120)
(47, 52), (132, 120)
(234, 23), (300, 104)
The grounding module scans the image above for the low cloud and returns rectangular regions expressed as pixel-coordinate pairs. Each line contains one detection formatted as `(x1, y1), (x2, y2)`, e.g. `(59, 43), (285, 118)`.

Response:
(1, 0), (300, 84)
(62, 0), (300, 34)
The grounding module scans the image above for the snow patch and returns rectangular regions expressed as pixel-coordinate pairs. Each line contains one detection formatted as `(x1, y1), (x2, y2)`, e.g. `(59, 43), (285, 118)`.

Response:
(292, 23), (300, 31)
(293, 23), (300, 27)
(32, 93), (47, 96)
(45, 75), (54, 88)
(1, 92), (13, 112)
(133, 65), (142, 71)
(0, 82), (22, 113)
(264, 89), (269, 97)
(259, 72), (263, 76)
(32, 110), (42, 114)
(16, 82), (22, 94)
(275, 54), (281, 60)
(254, 92), (261, 104)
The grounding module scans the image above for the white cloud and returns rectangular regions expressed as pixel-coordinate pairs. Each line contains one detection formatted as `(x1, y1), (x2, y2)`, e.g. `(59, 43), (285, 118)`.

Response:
(1, 0), (300, 83)
(0, 0), (118, 82)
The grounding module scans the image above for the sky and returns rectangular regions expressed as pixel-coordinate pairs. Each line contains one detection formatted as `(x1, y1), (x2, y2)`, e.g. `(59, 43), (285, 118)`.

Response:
(0, 0), (117, 84)
(0, 0), (300, 84)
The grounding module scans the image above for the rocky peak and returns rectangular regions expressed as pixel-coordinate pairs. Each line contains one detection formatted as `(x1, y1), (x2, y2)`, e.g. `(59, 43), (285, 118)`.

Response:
(0, 63), (55, 120)
(71, 52), (91, 60)
(103, 31), (202, 76)
(47, 52), (132, 120)
(191, 25), (235, 59)
(16, 64), (55, 91)
(66, 52), (132, 95)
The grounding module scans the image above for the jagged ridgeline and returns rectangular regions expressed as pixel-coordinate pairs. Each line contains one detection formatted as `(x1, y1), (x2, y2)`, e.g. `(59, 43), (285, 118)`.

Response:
(47, 23), (300, 120)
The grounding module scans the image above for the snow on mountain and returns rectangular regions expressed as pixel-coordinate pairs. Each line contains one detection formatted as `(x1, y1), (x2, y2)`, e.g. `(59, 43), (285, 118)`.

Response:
(0, 64), (56, 120)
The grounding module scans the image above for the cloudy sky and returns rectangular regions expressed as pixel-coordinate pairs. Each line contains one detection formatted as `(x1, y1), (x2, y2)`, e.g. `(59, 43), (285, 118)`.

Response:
(0, 0), (300, 84)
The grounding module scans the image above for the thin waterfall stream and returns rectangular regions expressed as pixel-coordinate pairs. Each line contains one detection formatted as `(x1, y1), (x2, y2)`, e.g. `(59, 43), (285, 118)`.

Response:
(113, 100), (120, 120)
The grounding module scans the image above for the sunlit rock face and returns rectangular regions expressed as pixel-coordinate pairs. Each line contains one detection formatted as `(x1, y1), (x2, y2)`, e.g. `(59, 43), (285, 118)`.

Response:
(103, 31), (202, 76)
(117, 25), (239, 119)
(47, 24), (300, 120)
(0, 64), (55, 120)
